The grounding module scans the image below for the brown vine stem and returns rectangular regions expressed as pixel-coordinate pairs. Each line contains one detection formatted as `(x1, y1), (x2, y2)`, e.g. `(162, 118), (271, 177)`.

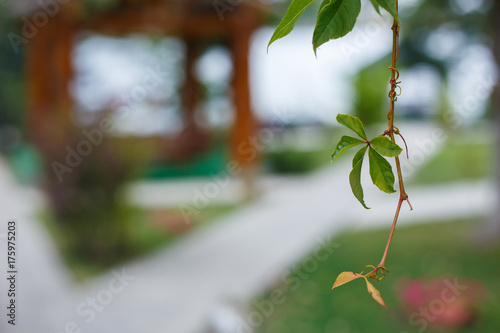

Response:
(366, 1), (412, 279)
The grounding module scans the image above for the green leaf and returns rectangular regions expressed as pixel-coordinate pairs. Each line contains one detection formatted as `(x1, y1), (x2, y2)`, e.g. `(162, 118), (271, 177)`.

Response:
(374, 0), (398, 21)
(365, 278), (387, 308)
(368, 148), (396, 193)
(336, 114), (367, 140)
(369, 0), (381, 14)
(352, 144), (366, 167)
(268, 0), (316, 50)
(331, 136), (365, 162)
(350, 146), (369, 209)
(318, 0), (330, 12)
(370, 136), (402, 157)
(332, 271), (363, 289)
(312, 0), (362, 53)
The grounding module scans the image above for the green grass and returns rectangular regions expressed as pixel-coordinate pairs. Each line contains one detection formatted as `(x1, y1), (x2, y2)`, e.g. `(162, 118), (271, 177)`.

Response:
(253, 219), (500, 333)
(41, 204), (236, 281)
(410, 141), (493, 184)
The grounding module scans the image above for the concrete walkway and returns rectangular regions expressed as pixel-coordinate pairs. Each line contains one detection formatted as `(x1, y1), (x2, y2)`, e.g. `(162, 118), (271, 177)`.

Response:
(0, 159), (77, 333)
(0, 122), (495, 333)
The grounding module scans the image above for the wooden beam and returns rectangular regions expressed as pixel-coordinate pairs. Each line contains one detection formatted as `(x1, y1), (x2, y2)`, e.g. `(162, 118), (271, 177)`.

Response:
(183, 39), (200, 130)
(82, 1), (263, 39)
(86, 12), (231, 38)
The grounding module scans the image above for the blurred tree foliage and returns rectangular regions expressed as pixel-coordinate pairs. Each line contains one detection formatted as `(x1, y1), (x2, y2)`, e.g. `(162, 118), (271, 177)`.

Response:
(0, 10), (26, 131)
(398, 0), (490, 75)
(353, 0), (492, 124)
(352, 56), (391, 126)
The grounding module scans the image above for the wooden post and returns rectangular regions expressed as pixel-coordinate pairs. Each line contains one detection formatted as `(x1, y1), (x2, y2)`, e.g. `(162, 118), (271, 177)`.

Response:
(26, 7), (75, 154)
(169, 38), (210, 160)
(26, 17), (51, 145)
(183, 38), (201, 138)
(229, 12), (257, 198)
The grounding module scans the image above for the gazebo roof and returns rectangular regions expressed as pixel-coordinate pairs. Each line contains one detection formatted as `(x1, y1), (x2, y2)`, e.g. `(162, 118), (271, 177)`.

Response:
(8, 0), (269, 17)
(9, 0), (270, 39)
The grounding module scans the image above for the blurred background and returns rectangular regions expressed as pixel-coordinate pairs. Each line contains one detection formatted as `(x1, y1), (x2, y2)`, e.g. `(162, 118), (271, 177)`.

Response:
(0, 0), (499, 332)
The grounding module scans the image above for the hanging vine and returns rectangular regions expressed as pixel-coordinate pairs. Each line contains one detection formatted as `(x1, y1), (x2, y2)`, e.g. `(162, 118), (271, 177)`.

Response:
(268, 0), (410, 307)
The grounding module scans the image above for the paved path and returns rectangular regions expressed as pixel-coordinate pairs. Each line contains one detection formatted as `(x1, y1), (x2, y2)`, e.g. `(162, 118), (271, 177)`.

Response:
(0, 122), (495, 333)
(0, 159), (77, 333)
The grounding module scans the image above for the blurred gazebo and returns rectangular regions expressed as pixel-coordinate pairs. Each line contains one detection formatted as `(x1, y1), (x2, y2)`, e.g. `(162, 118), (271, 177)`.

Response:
(14, 0), (266, 177)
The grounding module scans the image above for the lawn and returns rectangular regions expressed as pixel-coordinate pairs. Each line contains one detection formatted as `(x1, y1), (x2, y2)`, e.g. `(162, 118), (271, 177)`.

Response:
(41, 204), (236, 281)
(253, 219), (500, 333)
(410, 140), (493, 184)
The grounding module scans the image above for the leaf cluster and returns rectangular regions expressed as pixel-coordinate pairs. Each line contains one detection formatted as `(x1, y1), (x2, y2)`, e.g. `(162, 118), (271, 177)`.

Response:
(268, 0), (405, 309)
(331, 114), (402, 208)
(268, 0), (399, 53)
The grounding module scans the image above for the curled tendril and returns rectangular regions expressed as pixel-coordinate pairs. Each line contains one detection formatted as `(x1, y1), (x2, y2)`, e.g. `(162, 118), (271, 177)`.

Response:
(374, 267), (390, 281)
(395, 85), (402, 97)
(388, 66), (400, 80)
(360, 265), (376, 275)
(361, 265), (390, 281)
(388, 66), (402, 101)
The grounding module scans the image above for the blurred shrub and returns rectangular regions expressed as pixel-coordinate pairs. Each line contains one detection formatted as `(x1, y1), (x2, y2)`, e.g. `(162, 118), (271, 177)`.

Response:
(352, 58), (390, 126)
(41, 121), (155, 267)
(264, 124), (335, 174)
(145, 143), (227, 179)
(266, 149), (327, 174)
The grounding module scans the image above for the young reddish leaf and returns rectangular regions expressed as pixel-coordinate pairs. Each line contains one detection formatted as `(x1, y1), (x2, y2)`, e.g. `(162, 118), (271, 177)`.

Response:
(331, 135), (365, 162)
(349, 146), (369, 209)
(332, 271), (363, 289)
(370, 136), (402, 157)
(336, 114), (367, 141)
(368, 148), (396, 194)
(313, 0), (362, 54)
(364, 278), (387, 308)
(268, 0), (317, 50)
